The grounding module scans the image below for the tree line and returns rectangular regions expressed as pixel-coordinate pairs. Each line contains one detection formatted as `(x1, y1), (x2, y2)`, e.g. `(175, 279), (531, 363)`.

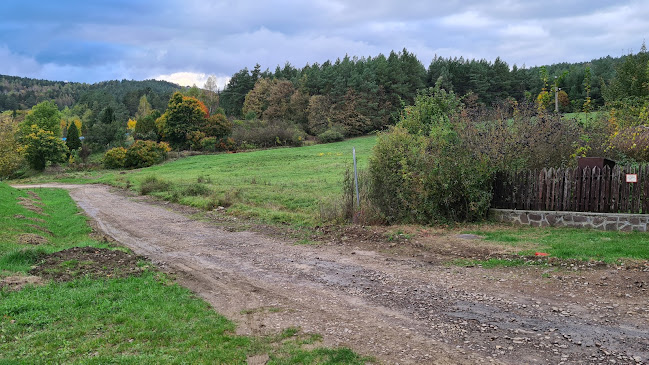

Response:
(218, 48), (631, 134)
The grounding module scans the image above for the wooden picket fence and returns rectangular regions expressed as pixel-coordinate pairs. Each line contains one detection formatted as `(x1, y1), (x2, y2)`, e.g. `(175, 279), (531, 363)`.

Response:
(492, 165), (649, 213)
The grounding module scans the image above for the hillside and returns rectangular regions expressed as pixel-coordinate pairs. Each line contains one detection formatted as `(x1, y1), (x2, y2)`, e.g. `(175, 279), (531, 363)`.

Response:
(0, 75), (181, 114)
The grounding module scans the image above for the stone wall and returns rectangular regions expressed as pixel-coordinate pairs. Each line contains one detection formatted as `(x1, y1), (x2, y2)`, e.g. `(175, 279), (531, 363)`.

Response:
(490, 209), (649, 232)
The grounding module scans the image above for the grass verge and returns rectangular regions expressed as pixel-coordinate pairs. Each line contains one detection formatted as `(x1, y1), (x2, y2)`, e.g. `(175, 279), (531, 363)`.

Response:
(460, 224), (649, 266)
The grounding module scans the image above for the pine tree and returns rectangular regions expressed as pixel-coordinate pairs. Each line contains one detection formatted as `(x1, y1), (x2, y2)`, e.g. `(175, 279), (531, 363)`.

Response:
(66, 121), (82, 151)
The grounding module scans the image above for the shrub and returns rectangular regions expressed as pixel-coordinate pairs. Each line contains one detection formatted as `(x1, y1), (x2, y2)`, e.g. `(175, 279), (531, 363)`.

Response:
(200, 137), (217, 152)
(609, 125), (649, 162)
(459, 100), (583, 170)
(217, 137), (237, 151)
(317, 127), (345, 143)
(124, 141), (171, 168)
(139, 175), (171, 195)
(370, 126), (492, 223)
(367, 87), (492, 224)
(187, 131), (206, 151)
(336, 166), (383, 224)
(103, 147), (127, 169)
(231, 119), (304, 149)
(206, 189), (240, 209)
(179, 183), (211, 197)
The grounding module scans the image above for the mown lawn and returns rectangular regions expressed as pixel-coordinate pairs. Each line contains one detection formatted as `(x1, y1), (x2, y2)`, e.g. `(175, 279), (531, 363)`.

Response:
(0, 182), (370, 364)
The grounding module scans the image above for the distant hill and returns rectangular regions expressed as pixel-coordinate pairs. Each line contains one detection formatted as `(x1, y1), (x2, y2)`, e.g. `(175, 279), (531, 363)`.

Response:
(0, 75), (181, 115)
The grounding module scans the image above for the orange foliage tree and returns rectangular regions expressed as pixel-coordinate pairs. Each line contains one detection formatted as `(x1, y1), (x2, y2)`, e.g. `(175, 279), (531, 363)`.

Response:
(156, 92), (208, 149)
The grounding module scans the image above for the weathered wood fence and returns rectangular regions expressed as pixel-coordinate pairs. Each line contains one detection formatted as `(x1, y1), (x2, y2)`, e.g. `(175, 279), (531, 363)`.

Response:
(492, 165), (649, 213)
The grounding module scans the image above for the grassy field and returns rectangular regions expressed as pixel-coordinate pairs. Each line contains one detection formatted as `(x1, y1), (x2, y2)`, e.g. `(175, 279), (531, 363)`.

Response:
(23, 136), (377, 226)
(0, 182), (369, 364)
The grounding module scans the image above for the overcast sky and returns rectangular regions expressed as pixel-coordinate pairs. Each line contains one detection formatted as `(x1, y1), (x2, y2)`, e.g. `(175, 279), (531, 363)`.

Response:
(1, 1), (647, 89)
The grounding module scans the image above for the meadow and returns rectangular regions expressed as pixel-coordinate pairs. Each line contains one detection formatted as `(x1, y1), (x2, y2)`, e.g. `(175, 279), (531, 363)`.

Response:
(31, 136), (377, 226)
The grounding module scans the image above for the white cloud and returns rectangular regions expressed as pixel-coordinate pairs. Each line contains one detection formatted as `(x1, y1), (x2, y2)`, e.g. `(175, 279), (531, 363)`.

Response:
(500, 24), (549, 39)
(440, 11), (495, 28)
(154, 72), (230, 89)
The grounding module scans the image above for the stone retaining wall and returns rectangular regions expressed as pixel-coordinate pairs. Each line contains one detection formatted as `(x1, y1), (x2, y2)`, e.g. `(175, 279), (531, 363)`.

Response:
(490, 209), (649, 232)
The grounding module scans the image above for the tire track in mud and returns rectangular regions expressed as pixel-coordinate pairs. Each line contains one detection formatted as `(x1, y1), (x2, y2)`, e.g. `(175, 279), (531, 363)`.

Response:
(15, 184), (649, 364)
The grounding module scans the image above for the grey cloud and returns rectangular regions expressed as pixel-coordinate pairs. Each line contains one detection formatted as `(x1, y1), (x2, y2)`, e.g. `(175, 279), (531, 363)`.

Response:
(0, 0), (646, 83)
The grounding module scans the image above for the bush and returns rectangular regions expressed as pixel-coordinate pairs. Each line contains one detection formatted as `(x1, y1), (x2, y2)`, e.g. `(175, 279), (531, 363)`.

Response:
(200, 137), (218, 152)
(179, 183), (211, 197)
(139, 175), (171, 195)
(317, 127), (345, 143)
(104, 141), (170, 169)
(367, 87), (492, 224)
(459, 100), (584, 170)
(336, 166), (383, 224)
(231, 119), (304, 149)
(216, 137), (237, 151)
(103, 147), (128, 169)
(0, 117), (23, 178)
(609, 125), (649, 162)
(370, 126), (492, 223)
(124, 141), (171, 168)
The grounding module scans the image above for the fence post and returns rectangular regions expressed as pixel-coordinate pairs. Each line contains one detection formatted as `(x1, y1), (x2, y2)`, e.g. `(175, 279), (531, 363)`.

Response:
(353, 147), (360, 209)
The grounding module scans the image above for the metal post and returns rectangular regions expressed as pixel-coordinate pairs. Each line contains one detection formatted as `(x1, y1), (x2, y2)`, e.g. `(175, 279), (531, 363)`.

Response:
(353, 147), (360, 208)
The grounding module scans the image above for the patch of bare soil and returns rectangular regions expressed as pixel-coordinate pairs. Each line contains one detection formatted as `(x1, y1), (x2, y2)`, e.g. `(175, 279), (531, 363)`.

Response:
(0, 275), (45, 291)
(13, 184), (649, 365)
(14, 214), (47, 224)
(17, 197), (45, 215)
(24, 224), (52, 235)
(29, 246), (146, 282)
(17, 233), (48, 245)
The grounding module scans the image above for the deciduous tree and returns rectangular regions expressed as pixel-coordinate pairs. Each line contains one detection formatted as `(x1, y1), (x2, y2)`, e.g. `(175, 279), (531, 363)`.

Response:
(157, 92), (208, 148)
(135, 95), (152, 120)
(20, 100), (61, 137)
(21, 125), (68, 171)
(0, 116), (22, 178)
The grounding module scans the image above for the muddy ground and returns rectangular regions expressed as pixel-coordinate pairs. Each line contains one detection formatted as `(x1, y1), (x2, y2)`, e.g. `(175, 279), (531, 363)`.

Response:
(13, 184), (649, 364)
(29, 246), (147, 282)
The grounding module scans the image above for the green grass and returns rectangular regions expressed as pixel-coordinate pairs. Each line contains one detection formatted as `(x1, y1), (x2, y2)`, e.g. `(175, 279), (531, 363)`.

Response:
(17, 136), (377, 226)
(466, 225), (649, 262)
(0, 182), (371, 364)
(88, 136), (375, 226)
(0, 183), (111, 274)
(561, 111), (604, 126)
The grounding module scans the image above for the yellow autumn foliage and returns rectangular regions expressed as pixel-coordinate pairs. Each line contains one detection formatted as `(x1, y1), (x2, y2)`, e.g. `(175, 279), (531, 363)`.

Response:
(0, 117), (23, 178)
(127, 118), (137, 131)
(61, 118), (83, 136)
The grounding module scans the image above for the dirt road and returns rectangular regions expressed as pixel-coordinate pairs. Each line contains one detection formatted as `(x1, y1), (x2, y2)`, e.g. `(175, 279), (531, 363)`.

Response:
(15, 184), (649, 364)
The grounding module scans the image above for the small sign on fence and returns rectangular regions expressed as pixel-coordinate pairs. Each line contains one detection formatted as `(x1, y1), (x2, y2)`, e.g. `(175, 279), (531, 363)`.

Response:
(626, 174), (638, 183)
